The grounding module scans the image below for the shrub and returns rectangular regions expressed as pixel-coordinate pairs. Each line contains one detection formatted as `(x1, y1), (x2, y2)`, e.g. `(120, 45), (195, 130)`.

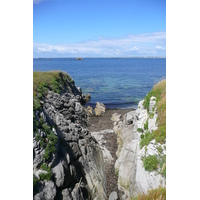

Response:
(140, 131), (154, 149)
(137, 128), (143, 133)
(143, 155), (159, 171)
(41, 163), (51, 172)
(40, 172), (52, 181)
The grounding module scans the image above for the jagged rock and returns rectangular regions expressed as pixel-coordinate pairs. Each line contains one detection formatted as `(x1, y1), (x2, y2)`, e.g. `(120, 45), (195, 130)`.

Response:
(52, 162), (65, 187)
(86, 106), (93, 116)
(109, 191), (118, 200)
(34, 181), (56, 200)
(94, 102), (106, 116)
(85, 94), (91, 102)
(34, 87), (107, 199)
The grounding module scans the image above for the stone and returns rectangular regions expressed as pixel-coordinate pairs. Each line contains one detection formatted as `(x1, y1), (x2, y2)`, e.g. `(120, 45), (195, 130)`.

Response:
(62, 188), (73, 200)
(85, 94), (91, 102)
(149, 96), (156, 113)
(111, 113), (121, 122)
(94, 102), (106, 116)
(34, 181), (56, 200)
(52, 162), (65, 187)
(86, 106), (93, 116)
(109, 191), (118, 200)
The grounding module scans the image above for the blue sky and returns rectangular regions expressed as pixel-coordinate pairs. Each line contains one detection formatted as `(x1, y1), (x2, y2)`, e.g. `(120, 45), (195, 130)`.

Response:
(33, 0), (166, 57)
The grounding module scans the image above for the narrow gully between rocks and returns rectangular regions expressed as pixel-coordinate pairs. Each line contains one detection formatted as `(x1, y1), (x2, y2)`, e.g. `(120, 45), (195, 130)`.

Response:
(88, 109), (132, 199)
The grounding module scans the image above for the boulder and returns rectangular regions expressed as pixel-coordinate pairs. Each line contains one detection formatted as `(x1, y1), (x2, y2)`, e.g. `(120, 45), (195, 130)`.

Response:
(86, 106), (93, 116)
(52, 162), (65, 187)
(85, 94), (91, 102)
(94, 102), (106, 116)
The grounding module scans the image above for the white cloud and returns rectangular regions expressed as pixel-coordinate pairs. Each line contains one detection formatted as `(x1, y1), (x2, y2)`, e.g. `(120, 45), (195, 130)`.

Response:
(155, 46), (162, 49)
(33, 32), (166, 57)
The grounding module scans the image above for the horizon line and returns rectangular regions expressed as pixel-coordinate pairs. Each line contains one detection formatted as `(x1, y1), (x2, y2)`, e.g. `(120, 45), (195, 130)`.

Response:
(33, 56), (166, 59)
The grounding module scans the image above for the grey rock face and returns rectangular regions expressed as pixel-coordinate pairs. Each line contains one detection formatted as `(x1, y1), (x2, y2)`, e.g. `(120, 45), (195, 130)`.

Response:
(62, 188), (73, 200)
(33, 181), (56, 200)
(52, 162), (65, 187)
(33, 89), (107, 199)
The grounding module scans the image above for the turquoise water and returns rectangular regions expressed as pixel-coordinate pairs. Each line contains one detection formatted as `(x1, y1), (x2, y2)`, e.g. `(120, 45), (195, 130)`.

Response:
(33, 58), (166, 109)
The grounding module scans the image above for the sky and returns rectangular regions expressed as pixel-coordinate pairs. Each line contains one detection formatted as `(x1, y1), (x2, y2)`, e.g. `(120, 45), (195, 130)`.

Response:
(33, 0), (166, 57)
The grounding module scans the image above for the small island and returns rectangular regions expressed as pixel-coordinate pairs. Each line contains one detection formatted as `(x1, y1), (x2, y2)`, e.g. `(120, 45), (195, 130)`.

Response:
(76, 57), (83, 60)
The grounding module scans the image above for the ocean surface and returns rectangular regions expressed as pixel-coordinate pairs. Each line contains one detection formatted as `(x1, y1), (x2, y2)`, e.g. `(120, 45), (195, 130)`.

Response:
(33, 58), (166, 109)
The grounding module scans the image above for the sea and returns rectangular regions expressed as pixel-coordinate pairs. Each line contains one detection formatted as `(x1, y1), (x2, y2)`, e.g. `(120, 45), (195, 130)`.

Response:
(33, 58), (166, 109)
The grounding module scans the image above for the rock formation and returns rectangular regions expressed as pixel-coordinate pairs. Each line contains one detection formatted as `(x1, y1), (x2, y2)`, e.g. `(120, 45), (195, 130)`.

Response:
(114, 97), (166, 199)
(94, 102), (106, 116)
(33, 72), (107, 200)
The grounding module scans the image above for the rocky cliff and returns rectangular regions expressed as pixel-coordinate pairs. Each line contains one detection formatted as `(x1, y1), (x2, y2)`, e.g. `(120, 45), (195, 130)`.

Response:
(33, 71), (107, 200)
(114, 80), (166, 199)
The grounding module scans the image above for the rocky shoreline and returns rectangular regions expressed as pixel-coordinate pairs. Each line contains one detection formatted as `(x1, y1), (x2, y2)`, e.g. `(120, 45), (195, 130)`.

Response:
(33, 71), (166, 200)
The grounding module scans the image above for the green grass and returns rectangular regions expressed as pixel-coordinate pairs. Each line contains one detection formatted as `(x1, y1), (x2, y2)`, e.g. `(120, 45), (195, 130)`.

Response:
(143, 80), (166, 113)
(33, 71), (73, 97)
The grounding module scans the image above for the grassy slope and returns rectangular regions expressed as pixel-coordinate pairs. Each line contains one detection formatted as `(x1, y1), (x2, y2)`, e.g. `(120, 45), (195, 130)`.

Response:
(33, 71), (73, 96)
(143, 79), (166, 144)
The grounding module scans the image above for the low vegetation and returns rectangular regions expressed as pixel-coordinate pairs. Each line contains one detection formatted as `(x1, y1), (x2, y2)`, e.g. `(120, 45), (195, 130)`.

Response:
(33, 71), (74, 112)
(131, 186), (166, 200)
(143, 79), (166, 144)
(140, 79), (166, 177)
(140, 131), (154, 149)
(142, 155), (159, 171)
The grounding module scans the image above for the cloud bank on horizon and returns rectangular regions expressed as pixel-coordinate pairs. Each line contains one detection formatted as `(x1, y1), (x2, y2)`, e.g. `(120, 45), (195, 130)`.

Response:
(33, 31), (166, 58)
